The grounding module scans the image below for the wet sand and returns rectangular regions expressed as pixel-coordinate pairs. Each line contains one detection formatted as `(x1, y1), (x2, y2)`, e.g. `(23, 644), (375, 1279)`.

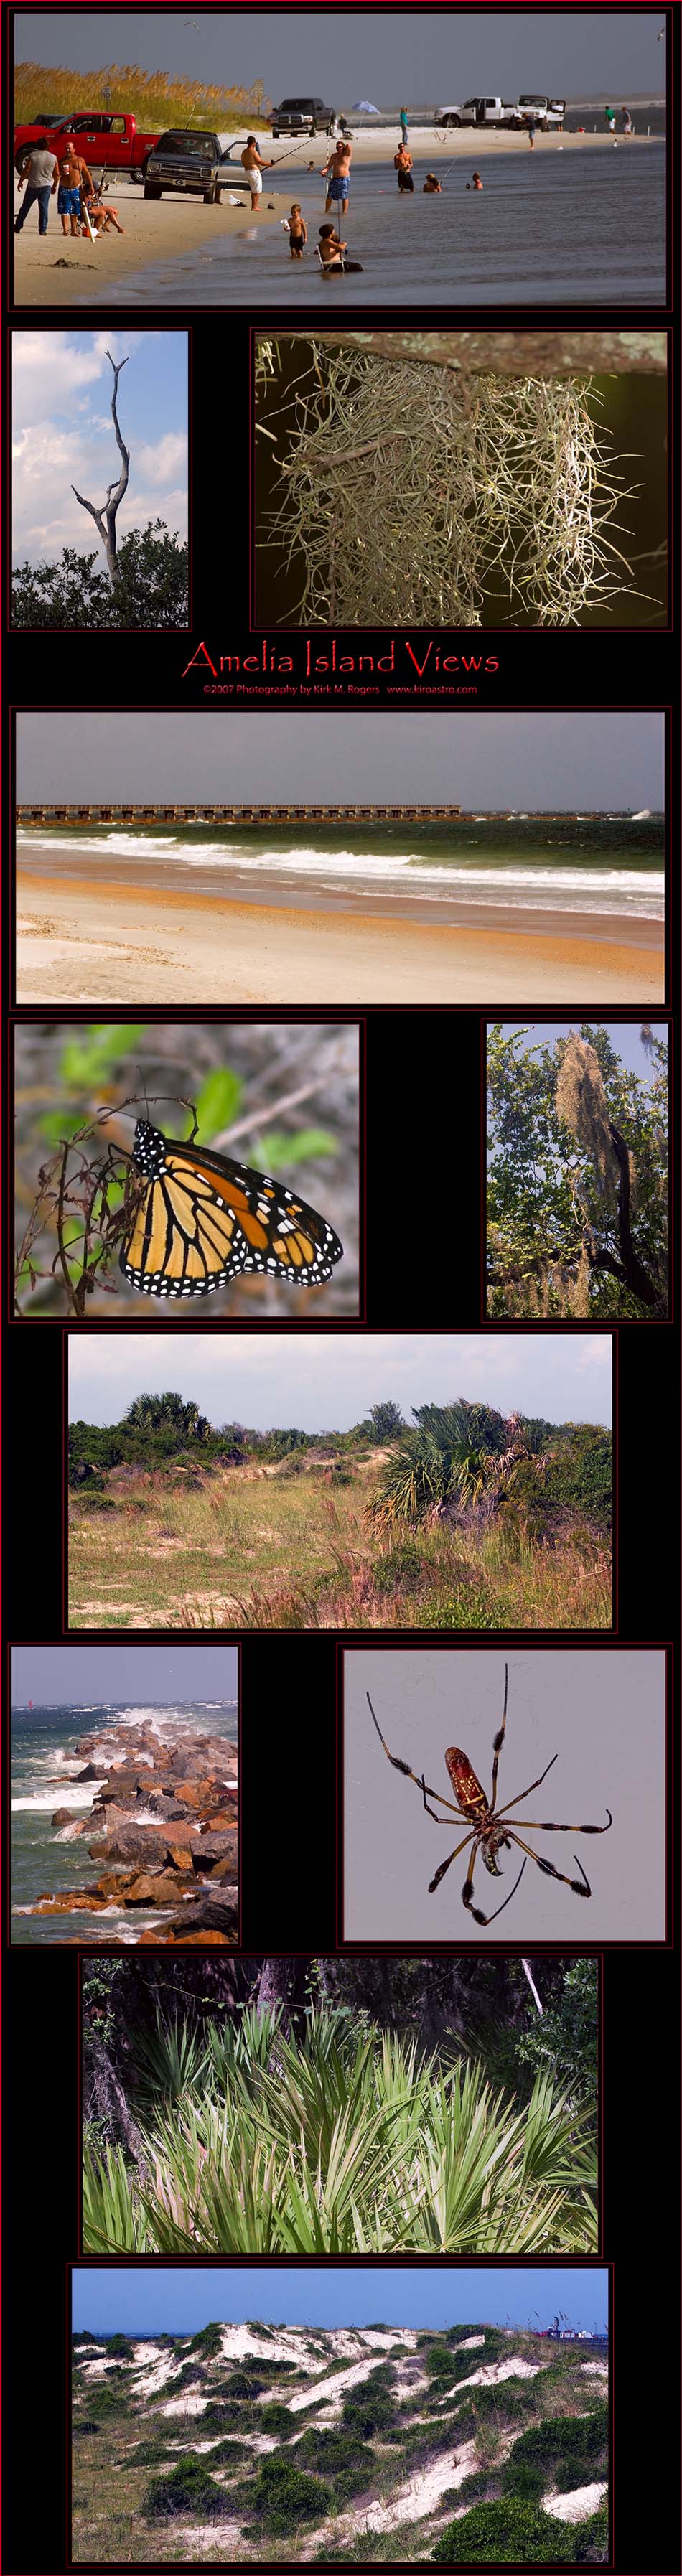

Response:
(12, 124), (655, 306)
(16, 868), (664, 1006)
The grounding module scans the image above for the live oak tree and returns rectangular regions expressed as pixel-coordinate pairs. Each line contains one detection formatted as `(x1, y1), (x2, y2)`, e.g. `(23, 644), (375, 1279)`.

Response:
(487, 1022), (668, 1321)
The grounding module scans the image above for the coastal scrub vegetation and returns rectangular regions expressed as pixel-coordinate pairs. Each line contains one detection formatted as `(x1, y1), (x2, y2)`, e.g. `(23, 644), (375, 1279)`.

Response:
(255, 337), (667, 630)
(14, 62), (271, 129)
(82, 1954), (598, 2255)
(71, 2295), (608, 2561)
(67, 1392), (612, 1630)
(487, 1023), (668, 1319)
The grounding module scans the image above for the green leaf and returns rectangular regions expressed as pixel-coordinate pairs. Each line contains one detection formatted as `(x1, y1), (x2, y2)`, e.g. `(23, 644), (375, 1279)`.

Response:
(191, 1068), (243, 1139)
(257, 1128), (337, 1169)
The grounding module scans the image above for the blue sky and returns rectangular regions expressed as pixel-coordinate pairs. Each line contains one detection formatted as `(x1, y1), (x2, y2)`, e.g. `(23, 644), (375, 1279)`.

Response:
(68, 1331), (612, 1432)
(11, 1643), (237, 1704)
(73, 2265), (608, 2336)
(17, 12), (664, 100)
(12, 332), (187, 566)
(492, 1021), (668, 1081)
(17, 710), (664, 806)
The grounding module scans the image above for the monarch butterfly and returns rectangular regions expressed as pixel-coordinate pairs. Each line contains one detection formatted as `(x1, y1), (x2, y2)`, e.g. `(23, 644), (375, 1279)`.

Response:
(119, 1117), (344, 1300)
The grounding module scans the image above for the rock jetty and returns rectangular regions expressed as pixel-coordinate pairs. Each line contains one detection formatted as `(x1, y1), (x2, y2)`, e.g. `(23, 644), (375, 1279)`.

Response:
(35, 1718), (238, 1945)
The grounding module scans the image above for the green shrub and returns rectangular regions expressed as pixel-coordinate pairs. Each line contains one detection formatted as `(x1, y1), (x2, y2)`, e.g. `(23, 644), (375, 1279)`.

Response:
(342, 2388), (397, 2439)
(259, 2401), (296, 2438)
(297, 2427), (377, 2498)
(144, 2455), (226, 2521)
(188, 2323), (223, 2356)
(223, 2369), (266, 2397)
(233, 2453), (332, 2536)
(503, 2456), (546, 2500)
(75, 2420), (101, 2435)
(106, 2334), (136, 2359)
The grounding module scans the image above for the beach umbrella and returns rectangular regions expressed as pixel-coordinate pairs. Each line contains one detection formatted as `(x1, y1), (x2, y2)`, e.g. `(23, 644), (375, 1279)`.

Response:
(351, 99), (380, 128)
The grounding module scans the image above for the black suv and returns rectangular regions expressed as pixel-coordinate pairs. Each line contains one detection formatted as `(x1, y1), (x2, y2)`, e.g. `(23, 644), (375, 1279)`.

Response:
(271, 97), (331, 136)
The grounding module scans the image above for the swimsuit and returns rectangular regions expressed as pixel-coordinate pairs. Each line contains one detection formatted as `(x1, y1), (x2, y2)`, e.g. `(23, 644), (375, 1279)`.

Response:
(327, 172), (349, 201)
(247, 166), (263, 195)
(57, 185), (81, 215)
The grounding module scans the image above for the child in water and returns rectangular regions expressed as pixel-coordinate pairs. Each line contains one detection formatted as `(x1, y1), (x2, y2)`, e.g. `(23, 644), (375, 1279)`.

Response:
(467, 172), (483, 189)
(287, 203), (307, 256)
(423, 172), (442, 192)
(317, 223), (363, 271)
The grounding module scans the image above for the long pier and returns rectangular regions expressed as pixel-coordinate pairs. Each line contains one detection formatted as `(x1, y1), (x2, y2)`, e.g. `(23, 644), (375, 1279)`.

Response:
(15, 802), (461, 825)
(16, 803), (582, 826)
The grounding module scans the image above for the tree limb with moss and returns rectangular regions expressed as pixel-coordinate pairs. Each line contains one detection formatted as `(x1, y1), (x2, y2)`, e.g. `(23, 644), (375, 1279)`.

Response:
(487, 1024), (668, 1319)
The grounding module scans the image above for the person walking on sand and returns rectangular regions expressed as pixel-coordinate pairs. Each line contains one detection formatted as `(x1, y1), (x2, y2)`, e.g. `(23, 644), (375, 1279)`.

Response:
(399, 106), (408, 143)
(526, 115), (536, 149)
(322, 134), (352, 215)
(394, 141), (414, 192)
(241, 134), (274, 208)
(14, 139), (59, 236)
(621, 106), (633, 134)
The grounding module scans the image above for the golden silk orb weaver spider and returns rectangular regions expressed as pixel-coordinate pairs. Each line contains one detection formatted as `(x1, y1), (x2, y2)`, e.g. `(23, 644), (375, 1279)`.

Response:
(366, 1667), (612, 1926)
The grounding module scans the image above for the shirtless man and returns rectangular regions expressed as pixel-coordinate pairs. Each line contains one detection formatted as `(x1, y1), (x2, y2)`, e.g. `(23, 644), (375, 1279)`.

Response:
(240, 134), (274, 209)
(56, 139), (94, 236)
(394, 141), (414, 192)
(322, 134), (352, 215)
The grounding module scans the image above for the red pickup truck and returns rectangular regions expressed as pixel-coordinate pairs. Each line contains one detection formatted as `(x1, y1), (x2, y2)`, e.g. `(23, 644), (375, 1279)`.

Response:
(14, 111), (162, 177)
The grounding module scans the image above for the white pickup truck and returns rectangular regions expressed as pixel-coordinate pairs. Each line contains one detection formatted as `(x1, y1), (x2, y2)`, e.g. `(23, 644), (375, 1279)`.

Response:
(436, 95), (566, 129)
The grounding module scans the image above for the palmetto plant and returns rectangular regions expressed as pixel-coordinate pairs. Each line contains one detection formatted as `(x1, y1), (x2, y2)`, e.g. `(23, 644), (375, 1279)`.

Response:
(367, 1402), (490, 1532)
(83, 2009), (597, 2258)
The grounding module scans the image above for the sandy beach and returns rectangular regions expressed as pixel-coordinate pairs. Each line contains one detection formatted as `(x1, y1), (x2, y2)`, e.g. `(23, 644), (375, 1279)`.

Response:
(12, 123), (657, 306)
(16, 868), (663, 1005)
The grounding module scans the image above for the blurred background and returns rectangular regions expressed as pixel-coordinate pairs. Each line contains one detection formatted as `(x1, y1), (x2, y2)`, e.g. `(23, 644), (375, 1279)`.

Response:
(14, 1018), (360, 1320)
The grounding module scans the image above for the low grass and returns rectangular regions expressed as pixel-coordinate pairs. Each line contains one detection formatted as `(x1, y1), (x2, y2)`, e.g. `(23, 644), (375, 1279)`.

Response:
(68, 1463), (611, 1631)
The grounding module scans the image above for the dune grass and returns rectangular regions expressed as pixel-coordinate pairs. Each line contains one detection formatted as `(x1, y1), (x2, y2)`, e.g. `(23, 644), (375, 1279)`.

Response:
(68, 1464), (612, 1632)
(14, 60), (270, 130)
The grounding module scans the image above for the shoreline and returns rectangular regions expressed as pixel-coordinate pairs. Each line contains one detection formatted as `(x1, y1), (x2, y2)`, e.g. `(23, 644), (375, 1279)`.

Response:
(12, 1715), (238, 1948)
(12, 125), (659, 306)
(16, 868), (664, 1005)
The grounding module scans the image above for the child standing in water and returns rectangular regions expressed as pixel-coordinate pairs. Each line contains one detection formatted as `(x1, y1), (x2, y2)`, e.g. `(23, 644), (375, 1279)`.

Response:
(287, 204), (307, 256)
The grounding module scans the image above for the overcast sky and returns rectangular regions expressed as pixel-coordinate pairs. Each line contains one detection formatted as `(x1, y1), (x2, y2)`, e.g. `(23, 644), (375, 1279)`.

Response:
(17, 12), (665, 102)
(73, 2263), (608, 2336)
(12, 332), (187, 567)
(16, 711), (664, 807)
(11, 1644), (238, 1703)
(68, 1330), (612, 1430)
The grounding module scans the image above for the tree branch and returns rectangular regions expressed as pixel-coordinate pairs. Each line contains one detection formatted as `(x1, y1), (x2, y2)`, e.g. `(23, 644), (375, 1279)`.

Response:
(72, 350), (130, 580)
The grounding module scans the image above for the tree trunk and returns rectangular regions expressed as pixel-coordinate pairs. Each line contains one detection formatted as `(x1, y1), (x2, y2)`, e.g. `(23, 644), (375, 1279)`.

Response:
(255, 1956), (310, 2029)
(281, 328), (666, 377)
(72, 350), (130, 582)
(83, 2027), (149, 2175)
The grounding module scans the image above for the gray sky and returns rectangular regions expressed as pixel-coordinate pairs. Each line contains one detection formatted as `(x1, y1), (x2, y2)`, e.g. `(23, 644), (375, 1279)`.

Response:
(68, 1331), (612, 1431)
(16, 711), (664, 808)
(11, 1644), (238, 1703)
(344, 1648), (665, 1942)
(17, 14), (665, 100)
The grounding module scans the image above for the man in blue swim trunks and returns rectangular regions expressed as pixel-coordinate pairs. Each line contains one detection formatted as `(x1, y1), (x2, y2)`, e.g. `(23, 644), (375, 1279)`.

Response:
(322, 135), (352, 214)
(56, 139), (93, 236)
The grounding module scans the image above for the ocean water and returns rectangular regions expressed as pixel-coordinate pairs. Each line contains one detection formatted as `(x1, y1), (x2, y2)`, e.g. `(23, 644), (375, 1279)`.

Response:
(11, 1699), (238, 1946)
(104, 141), (665, 307)
(17, 820), (665, 925)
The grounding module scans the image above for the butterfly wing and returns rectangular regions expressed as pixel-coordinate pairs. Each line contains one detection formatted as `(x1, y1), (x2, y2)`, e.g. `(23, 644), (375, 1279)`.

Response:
(120, 1120), (344, 1300)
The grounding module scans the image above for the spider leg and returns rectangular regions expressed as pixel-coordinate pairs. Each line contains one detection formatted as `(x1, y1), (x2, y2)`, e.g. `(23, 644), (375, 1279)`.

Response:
(507, 1810), (612, 1835)
(428, 1830), (475, 1894)
(495, 1753), (559, 1817)
(462, 1845), (528, 1926)
(504, 1827), (605, 1898)
(489, 1663), (508, 1813)
(366, 1693), (463, 1823)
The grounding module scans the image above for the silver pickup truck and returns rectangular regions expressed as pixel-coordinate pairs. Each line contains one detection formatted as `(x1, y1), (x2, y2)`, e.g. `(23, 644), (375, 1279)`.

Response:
(143, 128), (252, 202)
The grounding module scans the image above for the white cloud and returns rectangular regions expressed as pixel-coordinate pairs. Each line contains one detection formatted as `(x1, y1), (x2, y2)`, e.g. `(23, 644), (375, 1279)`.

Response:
(136, 431), (187, 486)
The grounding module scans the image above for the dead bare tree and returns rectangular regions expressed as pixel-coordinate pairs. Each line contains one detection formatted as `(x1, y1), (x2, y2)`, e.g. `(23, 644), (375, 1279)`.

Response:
(72, 350), (130, 581)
